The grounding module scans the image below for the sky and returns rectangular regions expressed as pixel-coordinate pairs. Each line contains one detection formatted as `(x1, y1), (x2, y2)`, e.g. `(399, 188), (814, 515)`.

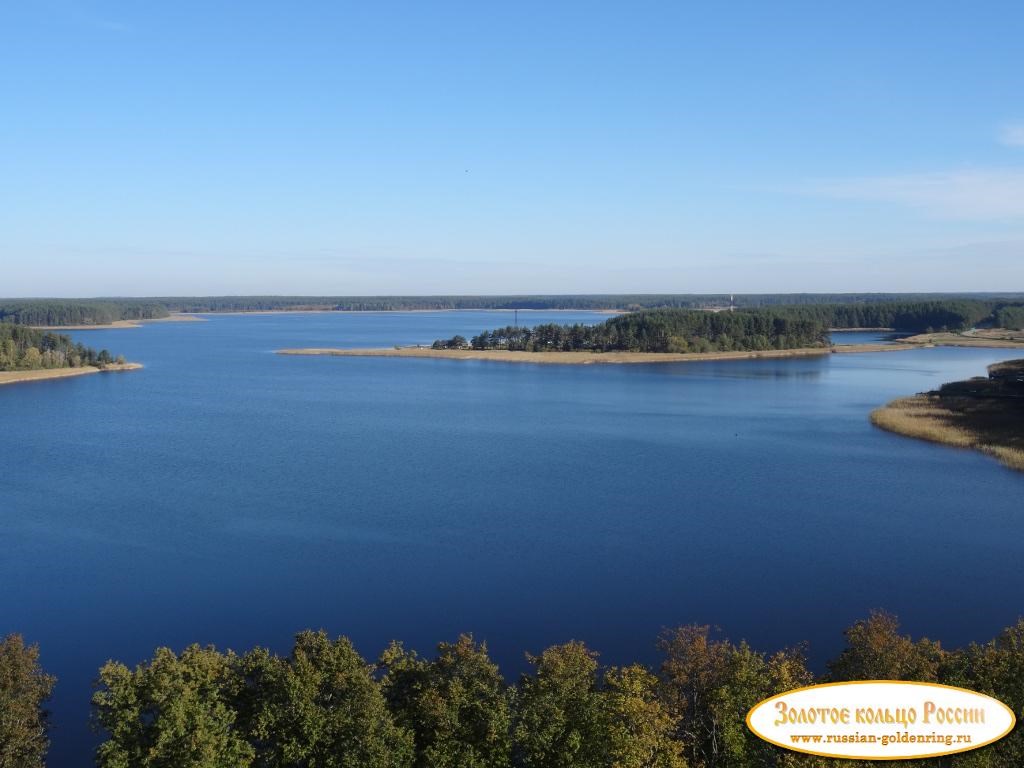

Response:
(2, 0), (1024, 296)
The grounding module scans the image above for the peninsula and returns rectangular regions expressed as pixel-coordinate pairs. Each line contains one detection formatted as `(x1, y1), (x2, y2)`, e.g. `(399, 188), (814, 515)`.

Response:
(276, 344), (906, 365)
(0, 323), (140, 387)
(277, 300), (1024, 365)
(871, 359), (1024, 471)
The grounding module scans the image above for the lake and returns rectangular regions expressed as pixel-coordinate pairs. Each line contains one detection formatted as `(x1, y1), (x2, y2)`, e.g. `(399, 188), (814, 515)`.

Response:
(2, 311), (1022, 766)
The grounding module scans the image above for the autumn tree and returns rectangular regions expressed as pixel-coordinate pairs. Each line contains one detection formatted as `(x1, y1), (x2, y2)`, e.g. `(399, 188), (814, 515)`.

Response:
(0, 635), (55, 768)
(601, 664), (685, 768)
(657, 625), (813, 768)
(826, 611), (945, 682)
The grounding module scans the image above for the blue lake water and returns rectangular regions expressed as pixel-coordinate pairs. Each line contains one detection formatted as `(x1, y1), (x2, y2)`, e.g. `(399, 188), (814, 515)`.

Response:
(2, 310), (1023, 765)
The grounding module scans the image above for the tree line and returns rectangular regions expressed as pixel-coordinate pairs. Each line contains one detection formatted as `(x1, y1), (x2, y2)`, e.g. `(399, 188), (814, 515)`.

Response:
(137, 293), (1024, 313)
(449, 311), (827, 354)
(148, 294), (1024, 314)
(994, 306), (1024, 331)
(436, 300), (1024, 355)
(743, 300), (1005, 333)
(0, 301), (168, 327)
(6, 295), (1024, 325)
(4, 611), (1024, 768)
(0, 323), (122, 371)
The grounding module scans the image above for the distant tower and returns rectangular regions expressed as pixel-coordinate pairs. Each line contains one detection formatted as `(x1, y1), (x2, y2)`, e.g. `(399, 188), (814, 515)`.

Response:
(730, 294), (735, 312)
(514, 308), (519, 328)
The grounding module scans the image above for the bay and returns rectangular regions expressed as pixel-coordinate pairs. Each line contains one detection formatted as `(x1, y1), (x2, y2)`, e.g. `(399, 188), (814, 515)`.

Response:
(1, 310), (1021, 765)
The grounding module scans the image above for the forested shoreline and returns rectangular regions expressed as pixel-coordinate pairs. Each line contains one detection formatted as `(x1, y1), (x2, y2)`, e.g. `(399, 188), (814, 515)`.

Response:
(146, 293), (1024, 313)
(5, 612), (1024, 767)
(439, 300), (1024, 354)
(0, 323), (122, 371)
(0, 300), (168, 326)
(5, 294), (1024, 325)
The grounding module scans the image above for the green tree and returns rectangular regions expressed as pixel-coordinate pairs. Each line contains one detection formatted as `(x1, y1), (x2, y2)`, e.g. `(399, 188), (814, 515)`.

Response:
(92, 645), (253, 768)
(20, 347), (42, 370)
(601, 664), (685, 768)
(237, 631), (412, 768)
(379, 635), (510, 768)
(0, 635), (55, 768)
(940, 619), (1024, 767)
(512, 641), (606, 768)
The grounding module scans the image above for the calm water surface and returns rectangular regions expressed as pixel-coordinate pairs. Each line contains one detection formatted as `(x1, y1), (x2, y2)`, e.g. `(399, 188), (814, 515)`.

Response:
(2, 311), (1022, 765)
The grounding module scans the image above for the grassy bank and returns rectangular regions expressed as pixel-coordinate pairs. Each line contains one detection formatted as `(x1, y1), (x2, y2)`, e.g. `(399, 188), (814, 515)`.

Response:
(897, 329), (1024, 348)
(871, 360), (1024, 471)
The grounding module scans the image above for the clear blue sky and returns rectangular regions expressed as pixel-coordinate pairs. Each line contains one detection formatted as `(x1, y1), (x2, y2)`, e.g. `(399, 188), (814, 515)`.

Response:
(3, 1), (1024, 296)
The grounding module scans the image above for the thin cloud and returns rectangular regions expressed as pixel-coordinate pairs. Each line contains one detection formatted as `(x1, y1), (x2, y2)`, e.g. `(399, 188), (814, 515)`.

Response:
(92, 19), (131, 33)
(805, 169), (1024, 220)
(999, 122), (1024, 147)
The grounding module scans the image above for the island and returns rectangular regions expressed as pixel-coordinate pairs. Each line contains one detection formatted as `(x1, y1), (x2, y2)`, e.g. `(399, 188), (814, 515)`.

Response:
(277, 300), (1024, 365)
(0, 323), (141, 387)
(871, 359), (1024, 472)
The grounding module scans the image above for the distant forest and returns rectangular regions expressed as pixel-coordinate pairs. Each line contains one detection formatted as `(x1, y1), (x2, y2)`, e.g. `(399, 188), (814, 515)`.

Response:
(994, 305), (1024, 330)
(441, 300), (1024, 354)
(0, 323), (120, 371)
(0, 300), (168, 326)
(5, 611), (1024, 767)
(147, 292), (1024, 313)
(5, 293), (1024, 325)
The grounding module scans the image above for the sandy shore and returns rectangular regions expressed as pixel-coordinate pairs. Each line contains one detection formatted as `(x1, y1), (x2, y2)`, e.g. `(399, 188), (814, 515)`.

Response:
(34, 314), (206, 331)
(0, 363), (143, 387)
(275, 344), (908, 365)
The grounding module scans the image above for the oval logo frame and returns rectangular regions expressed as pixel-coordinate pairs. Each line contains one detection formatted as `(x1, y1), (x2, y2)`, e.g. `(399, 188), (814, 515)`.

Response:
(747, 680), (1016, 760)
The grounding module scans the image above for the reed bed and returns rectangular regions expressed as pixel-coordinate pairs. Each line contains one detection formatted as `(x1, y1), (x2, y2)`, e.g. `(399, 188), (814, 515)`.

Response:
(871, 393), (1024, 472)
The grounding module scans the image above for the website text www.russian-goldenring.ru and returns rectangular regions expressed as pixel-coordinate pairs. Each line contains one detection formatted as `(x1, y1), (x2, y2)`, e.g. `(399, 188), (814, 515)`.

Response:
(791, 732), (972, 748)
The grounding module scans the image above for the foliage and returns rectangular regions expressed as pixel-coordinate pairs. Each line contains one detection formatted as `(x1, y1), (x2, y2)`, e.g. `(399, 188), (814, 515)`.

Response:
(379, 635), (510, 768)
(237, 631), (413, 768)
(826, 611), (945, 682)
(601, 664), (685, 768)
(143, 293), (1024, 313)
(92, 645), (253, 768)
(0, 301), (167, 326)
(464, 310), (829, 353)
(0, 323), (119, 372)
(512, 642), (607, 768)
(993, 305), (1024, 330)
(431, 336), (469, 350)
(451, 299), (1014, 355)
(9, 613), (1024, 766)
(0, 635), (55, 768)
(657, 625), (812, 768)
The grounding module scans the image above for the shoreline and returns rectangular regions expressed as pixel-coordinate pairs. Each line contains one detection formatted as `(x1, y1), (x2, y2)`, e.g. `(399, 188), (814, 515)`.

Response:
(33, 314), (206, 331)
(896, 331), (1024, 348)
(195, 308), (628, 316)
(0, 363), (143, 387)
(870, 360), (1024, 472)
(275, 344), (908, 365)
